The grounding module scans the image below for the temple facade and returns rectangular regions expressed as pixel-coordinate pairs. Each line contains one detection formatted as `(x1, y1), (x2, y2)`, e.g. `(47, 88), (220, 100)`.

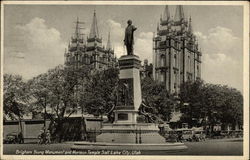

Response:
(64, 11), (117, 70)
(153, 5), (202, 94)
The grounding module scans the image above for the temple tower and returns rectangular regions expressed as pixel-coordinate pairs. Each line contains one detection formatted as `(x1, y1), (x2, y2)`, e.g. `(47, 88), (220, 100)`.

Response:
(64, 11), (117, 70)
(65, 17), (86, 68)
(153, 5), (202, 95)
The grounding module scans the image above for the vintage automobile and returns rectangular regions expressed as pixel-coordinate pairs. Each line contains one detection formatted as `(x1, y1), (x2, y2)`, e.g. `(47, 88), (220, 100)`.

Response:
(165, 130), (178, 142)
(4, 132), (22, 144)
(176, 128), (193, 141)
(192, 130), (206, 141)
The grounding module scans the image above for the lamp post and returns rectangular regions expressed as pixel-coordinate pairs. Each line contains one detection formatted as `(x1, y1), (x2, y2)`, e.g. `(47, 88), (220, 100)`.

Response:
(182, 102), (189, 128)
(44, 96), (47, 133)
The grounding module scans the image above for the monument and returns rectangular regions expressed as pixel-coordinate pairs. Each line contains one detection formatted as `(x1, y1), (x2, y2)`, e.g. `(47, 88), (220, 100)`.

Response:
(71, 20), (187, 153)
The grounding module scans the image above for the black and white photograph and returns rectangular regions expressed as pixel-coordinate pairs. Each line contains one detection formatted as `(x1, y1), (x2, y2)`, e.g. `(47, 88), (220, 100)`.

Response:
(1, 1), (249, 159)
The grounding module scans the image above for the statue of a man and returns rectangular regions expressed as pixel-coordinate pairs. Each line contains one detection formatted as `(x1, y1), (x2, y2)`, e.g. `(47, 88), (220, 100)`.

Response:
(124, 20), (137, 55)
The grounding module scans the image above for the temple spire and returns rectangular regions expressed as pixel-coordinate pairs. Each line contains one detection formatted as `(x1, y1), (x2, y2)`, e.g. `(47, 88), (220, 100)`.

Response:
(162, 5), (170, 21)
(106, 31), (112, 50)
(75, 17), (80, 39)
(89, 10), (99, 38)
(74, 17), (85, 40)
(188, 16), (193, 33)
(174, 5), (185, 22)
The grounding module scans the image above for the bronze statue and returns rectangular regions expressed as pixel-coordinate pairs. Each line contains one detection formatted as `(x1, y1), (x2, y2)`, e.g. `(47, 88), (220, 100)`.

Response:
(124, 20), (137, 55)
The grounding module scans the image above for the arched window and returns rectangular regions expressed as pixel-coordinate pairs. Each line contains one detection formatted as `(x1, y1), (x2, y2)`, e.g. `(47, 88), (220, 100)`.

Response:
(174, 54), (177, 67)
(188, 55), (191, 72)
(160, 55), (165, 67)
(161, 72), (165, 82)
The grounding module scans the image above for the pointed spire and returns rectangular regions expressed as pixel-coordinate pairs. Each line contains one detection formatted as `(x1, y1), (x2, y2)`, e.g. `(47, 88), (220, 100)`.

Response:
(162, 5), (170, 21)
(106, 31), (112, 50)
(89, 10), (99, 39)
(75, 17), (80, 39)
(188, 16), (193, 33)
(174, 5), (185, 22)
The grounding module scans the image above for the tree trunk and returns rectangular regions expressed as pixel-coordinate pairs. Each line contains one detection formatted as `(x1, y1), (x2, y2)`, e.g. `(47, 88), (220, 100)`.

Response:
(81, 116), (87, 140)
(18, 116), (23, 136)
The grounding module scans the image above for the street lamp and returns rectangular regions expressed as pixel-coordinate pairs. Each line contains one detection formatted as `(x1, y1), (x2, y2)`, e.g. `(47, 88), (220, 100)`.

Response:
(43, 96), (47, 133)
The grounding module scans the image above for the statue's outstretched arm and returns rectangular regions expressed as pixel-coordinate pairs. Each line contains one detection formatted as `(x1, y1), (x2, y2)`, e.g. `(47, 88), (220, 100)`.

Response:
(133, 25), (137, 31)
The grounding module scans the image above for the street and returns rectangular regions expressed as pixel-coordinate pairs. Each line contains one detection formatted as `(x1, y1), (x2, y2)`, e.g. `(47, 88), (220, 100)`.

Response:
(3, 138), (243, 155)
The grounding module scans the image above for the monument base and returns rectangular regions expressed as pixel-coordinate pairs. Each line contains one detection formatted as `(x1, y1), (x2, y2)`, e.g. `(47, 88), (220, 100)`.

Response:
(71, 123), (188, 153)
(96, 123), (165, 143)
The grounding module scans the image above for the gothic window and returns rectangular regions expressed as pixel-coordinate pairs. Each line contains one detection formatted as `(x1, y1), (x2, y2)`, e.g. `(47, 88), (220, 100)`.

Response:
(174, 83), (177, 94)
(175, 71), (178, 83)
(83, 57), (86, 64)
(160, 55), (165, 67)
(174, 54), (177, 68)
(188, 55), (191, 72)
(197, 65), (199, 75)
(174, 41), (178, 48)
(161, 72), (165, 82)
(166, 40), (169, 46)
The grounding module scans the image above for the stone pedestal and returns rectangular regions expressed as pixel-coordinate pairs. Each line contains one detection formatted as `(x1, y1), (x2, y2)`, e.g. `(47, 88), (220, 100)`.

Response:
(114, 55), (141, 124)
(96, 55), (165, 144)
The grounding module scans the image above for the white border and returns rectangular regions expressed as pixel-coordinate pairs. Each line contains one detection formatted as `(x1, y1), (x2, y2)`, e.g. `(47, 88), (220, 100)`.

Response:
(1, 1), (249, 160)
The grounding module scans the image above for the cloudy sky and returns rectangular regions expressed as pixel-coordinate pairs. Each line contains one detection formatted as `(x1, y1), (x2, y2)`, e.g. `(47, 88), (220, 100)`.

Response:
(3, 5), (243, 92)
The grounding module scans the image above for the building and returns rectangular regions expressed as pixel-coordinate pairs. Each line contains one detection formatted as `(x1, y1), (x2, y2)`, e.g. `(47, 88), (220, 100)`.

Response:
(140, 59), (153, 79)
(64, 11), (117, 70)
(153, 5), (202, 94)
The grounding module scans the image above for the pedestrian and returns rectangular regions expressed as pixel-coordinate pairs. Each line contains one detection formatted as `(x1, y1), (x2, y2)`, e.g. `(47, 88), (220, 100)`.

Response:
(38, 130), (43, 144)
(46, 130), (51, 144)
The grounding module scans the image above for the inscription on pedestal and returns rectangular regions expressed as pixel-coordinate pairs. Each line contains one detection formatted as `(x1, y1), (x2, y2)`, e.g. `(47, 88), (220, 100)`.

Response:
(118, 113), (129, 120)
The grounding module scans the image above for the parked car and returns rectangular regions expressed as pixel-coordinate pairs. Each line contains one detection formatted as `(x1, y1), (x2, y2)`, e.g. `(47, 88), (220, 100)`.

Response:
(192, 130), (206, 141)
(165, 130), (178, 142)
(176, 128), (193, 141)
(4, 132), (23, 144)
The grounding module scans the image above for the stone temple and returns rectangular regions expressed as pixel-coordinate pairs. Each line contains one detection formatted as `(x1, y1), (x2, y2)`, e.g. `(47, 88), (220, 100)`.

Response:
(64, 11), (117, 70)
(153, 5), (202, 94)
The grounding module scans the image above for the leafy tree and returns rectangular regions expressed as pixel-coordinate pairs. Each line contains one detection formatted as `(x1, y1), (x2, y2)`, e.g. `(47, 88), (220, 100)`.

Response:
(83, 68), (119, 121)
(3, 74), (29, 120)
(179, 79), (243, 131)
(141, 77), (175, 122)
(3, 74), (30, 135)
(27, 65), (91, 142)
(179, 79), (205, 127)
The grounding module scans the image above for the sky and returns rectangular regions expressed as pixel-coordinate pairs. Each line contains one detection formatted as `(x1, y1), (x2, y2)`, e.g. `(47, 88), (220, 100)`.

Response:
(3, 5), (243, 92)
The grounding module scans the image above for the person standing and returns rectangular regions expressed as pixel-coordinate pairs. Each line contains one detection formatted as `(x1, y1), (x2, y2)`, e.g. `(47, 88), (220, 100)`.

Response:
(46, 130), (51, 144)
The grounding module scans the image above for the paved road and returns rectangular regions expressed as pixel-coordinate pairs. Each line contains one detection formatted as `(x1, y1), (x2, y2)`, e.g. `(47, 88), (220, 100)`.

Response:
(183, 138), (243, 155)
(3, 138), (243, 155)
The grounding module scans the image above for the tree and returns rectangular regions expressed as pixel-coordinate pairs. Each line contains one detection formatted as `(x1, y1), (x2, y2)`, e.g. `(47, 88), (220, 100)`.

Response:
(141, 77), (175, 122)
(179, 79), (205, 127)
(27, 65), (91, 142)
(3, 74), (30, 136)
(179, 79), (243, 131)
(3, 74), (30, 120)
(83, 68), (119, 121)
